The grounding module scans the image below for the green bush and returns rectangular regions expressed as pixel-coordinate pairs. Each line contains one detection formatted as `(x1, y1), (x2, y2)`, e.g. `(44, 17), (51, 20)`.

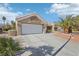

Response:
(47, 30), (52, 33)
(0, 37), (22, 56)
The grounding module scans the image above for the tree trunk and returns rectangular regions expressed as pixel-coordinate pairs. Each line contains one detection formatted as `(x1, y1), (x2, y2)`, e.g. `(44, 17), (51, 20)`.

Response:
(64, 28), (68, 33)
(68, 26), (72, 33)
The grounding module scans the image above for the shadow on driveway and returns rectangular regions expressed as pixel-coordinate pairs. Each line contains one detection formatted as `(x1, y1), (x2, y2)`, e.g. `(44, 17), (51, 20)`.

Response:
(16, 46), (54, 56)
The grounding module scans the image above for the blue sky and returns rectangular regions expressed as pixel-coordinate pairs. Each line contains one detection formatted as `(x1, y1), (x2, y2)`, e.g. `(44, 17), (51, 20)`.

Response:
(0, 3), (79, 24)
(0, 3), (60, 24)
(9, 3), (60, 22)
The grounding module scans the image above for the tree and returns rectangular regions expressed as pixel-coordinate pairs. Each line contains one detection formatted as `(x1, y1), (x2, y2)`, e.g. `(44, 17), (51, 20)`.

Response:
(11, 21), (16, 29)
(56, 15), (79, 33)
(2, 16), (6, 25)
(56, 15), (73, 33)
(72, 16), (79, 31)
(2, 16), (6, 31)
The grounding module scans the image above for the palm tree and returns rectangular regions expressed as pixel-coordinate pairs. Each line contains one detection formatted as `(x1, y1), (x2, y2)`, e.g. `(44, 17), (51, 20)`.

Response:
(72, 16), (79, 31)
(2, 16), (6, 26)
(2, 16), (6, 31)
(56, 15), (73, 33)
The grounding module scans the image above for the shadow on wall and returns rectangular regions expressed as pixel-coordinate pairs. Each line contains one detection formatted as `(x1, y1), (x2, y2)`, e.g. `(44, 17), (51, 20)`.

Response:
(16, 46), (54, 56)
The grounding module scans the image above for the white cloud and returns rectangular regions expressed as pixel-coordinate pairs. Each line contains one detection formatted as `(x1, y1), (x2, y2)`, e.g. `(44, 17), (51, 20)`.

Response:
(0, 4), (23, 24)
(47, 3), (79, 16)
(16, 11), (23, 15)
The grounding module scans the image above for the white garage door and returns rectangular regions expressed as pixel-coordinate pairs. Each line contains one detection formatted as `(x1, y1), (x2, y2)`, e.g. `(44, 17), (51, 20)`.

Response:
(21, 24), (43, 35)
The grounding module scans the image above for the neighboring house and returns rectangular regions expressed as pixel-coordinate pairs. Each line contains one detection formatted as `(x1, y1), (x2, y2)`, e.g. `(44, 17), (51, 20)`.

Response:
(16, 13), (54, 35)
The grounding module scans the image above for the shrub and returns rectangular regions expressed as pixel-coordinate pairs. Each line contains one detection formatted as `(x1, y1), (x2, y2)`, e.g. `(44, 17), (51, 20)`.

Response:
(0, 37), (22, 56)
(47, 30), (52, 33)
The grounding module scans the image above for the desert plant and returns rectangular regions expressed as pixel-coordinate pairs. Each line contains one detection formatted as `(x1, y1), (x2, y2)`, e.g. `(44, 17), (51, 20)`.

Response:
(56, 15), (73, 33)
(0, 37), (22, 56)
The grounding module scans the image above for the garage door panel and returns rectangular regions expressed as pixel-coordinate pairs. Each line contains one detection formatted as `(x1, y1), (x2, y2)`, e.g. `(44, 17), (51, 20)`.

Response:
(22, 24), (42, 34)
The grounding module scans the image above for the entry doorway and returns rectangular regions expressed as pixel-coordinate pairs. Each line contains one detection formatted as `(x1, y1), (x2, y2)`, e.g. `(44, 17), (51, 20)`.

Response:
(46, 26), (52, 33)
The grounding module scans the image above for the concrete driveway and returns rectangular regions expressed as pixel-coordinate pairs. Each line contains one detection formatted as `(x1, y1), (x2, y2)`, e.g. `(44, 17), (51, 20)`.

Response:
(13, 33), (79, 56)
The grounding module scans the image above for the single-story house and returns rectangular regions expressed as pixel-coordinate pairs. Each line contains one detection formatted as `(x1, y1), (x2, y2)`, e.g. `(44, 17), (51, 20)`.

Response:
(16, 13), (54, 35)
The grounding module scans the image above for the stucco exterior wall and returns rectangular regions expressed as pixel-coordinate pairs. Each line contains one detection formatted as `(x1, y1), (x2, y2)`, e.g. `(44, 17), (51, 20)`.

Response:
(16, 21), (22, 35)
(16, 16), (47, 35)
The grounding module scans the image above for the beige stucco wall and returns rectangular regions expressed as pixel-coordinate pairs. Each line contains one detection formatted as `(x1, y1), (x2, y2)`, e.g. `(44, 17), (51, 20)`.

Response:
(51, 24), (54, 31)
(16, 21), (22, 35)
(16, 16), (47, 35)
